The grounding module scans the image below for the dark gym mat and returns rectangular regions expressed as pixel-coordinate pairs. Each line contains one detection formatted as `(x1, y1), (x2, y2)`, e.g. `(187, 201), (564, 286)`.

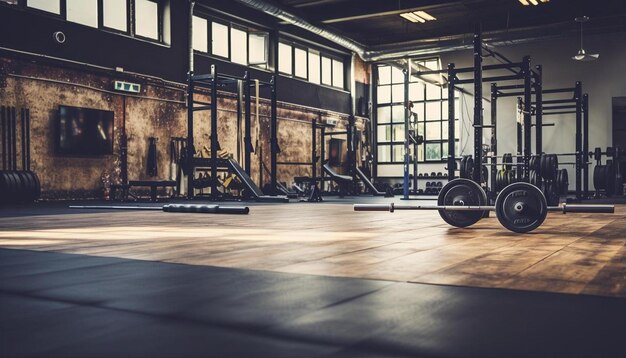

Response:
(0, 248), (624, 358)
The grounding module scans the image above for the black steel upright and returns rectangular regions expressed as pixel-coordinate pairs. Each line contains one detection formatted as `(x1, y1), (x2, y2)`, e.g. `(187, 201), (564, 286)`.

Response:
(403, 65), (410, 199)
(534, 65), (543, 154)
(244, 71), (252, 176)
(210, 65), (219, 199)
(186, 71), (195, 199)
(10, 107), (16, 170)
(312, 119), (317, 180)
(582, 93), (589, 199)
(574, 81), (583, 199)
(473, 29), (483, 183)
(447, 63), (456, 179)
(1, 106), (5, 170)
(522, 56), (532, 180)
(490, 83), (497, 191)
(270, 75), (278, 193)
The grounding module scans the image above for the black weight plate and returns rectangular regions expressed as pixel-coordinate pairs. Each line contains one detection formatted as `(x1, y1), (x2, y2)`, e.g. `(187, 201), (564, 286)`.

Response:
(30, 171), (41, 200)
(460, 156), (467, 179)
(503, 153), (513, 171)
(14, 171), (28, 203)
(20, 171), (35, 202)
(605, 165), (615, 196)
(0, 172), (10, 204)
(593, 165), (604, 189)
(558, 169), (569, 195)
(6, 171), (21, 204)
(437, 178), (487, 228)
(465, 156), (474, 179)
(544, 181), (560, 206)
(495, 182), (548, 233)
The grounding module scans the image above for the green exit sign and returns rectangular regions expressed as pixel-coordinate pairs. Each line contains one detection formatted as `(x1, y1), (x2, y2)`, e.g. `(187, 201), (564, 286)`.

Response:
(114, 81), (141, 93)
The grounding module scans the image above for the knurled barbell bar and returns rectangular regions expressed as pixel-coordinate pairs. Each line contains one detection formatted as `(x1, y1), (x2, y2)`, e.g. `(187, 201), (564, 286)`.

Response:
(354, 179), (614, 234)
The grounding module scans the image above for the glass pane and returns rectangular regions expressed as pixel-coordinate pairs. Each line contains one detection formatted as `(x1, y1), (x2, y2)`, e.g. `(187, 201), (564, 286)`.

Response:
(426, 143), (441, 161)
(393, 146), (405, 162)
(377, 125), (392, 142)
(294, 47), (307, 78)
(377, 86), (391, 105)
(230, 27), (247, 65)
(67, 0), (98, 28)
(417, 122), (424, 136)
(103, 0), (127, 31)
(192, 16), (208, 52)
(455, 120), (460, 139)
(442, 143), (448, 159)
(392, 84), (404, 103)
(441, 100), (449, 120)
(377, 145), (391, 162)
(417, 144), (424, 162)
(425, 101), (441, 120)
(413, 102), (424, 121)
(392, 124), (405, 141)
(135, 0), (159, 40)
(332, 59), (343, 88)
(392, 105), (405, 124)
(426, 83), (441, 100)
(249, 33), (267, 65)
(409, 82), (424, 102)
(278, 43), (292, 74)
(27, 0), (60, 13)
(442, 121), (449, 140)
(391, 66), (404, 84)
(378, 66), (391, 85)
(308, 51), (320, 84)
(424, 59), (439, 71)
(321, 56), (332, 85)
(377, 106), (391, 124)
(426, 122), (441, 140)
(211, 22), (229, 58)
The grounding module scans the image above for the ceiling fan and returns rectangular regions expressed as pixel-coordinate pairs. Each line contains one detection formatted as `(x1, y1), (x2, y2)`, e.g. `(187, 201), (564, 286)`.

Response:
(572, 16), (599, 62)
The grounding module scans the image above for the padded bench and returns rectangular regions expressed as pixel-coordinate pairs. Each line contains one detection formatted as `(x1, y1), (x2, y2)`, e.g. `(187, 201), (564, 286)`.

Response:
(128, 180), (177, 202)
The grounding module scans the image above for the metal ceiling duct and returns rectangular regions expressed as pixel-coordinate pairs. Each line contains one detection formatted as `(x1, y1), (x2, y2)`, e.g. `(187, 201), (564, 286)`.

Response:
(230, 0), (593, 62)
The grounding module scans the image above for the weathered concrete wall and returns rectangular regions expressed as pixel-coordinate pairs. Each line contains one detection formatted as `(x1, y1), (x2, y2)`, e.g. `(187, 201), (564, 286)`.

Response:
(0, 57), (364, 199)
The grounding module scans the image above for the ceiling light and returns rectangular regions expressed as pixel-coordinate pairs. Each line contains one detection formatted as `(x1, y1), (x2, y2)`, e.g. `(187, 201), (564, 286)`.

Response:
(400, 11), (436, 23)
(572, 16), (599, 62)
(519, 0), (549, 5)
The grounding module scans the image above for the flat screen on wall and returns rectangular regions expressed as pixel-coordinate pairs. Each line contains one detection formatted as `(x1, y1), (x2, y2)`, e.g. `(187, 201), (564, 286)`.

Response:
(56, 106), (114, 156)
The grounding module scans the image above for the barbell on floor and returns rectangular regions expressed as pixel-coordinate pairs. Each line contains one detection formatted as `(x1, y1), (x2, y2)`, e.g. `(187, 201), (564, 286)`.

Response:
(354, 179), (614, 233)
(69, 204), (250, 215)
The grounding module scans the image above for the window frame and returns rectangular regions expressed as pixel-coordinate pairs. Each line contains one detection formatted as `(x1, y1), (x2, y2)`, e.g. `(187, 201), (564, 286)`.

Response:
(293, 44), (309, 80)
(20, 0), (168, 44)
(278, 38), (347, 90)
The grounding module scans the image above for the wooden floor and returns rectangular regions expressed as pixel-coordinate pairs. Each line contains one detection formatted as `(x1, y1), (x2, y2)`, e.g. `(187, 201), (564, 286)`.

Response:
(1, 202), (625, 297)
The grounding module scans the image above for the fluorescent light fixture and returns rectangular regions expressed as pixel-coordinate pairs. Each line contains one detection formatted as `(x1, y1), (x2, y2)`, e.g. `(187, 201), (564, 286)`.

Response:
(400, 10), (436, 23)
(519, 0), (549, 5)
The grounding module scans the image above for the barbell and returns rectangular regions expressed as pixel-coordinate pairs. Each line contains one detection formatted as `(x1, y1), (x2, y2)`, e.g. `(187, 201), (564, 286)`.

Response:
(69, 204), (250, 214)
(354, 179), (614, 233)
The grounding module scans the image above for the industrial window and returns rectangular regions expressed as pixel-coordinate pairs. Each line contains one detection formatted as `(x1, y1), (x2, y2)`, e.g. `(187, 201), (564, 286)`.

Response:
(321, 56), (332, 86)
(278, 42), (293, 75)
(193, 16), (269, 69)
(24, 0), (168, 43)
(248, 32), (268, 66)
(211, 21), (229, 58)
(375, 59), (459, 165)
(294, 47), (308, 79)
(230, 27), (248, 65)
(332, 59), (344, 88)
(26, 0), (60, 14)
(308, 50), (321, 84)
(103, 0), (128, 32)
(134, 0), (159, 40)
(66, 0), (98, 28)
(192, 16), (208, 53)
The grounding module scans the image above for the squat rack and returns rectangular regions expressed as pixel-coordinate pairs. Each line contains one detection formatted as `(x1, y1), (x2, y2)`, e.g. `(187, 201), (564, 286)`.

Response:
(186, 64), (284, 201)
(413, 28), (539, 186)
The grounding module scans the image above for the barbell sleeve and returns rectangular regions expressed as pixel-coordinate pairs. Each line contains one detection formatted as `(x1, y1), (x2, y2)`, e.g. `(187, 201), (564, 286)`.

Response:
(556, 204), (615, 214)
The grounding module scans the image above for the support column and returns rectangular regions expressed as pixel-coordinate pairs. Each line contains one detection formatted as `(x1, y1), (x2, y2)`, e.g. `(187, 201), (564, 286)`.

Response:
(210, 65), (219, 199)
(583, 93), (589, 198)
(403, 64), (410, 199)
(270, 75), (278, 194)
(244, 71), (252, 176)
(447, 64), (456, 179)
(186, 71), (195, 199)
(535, 65), (543, 154)
(473, 28), (483, 183)
(575, 81), (583, 199)
(490, 84), (497, 192)
(522, 56), (532, 181)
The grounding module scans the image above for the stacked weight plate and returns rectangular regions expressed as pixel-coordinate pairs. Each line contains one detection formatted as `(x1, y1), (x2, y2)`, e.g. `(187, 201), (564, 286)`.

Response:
(0, 171), (41, 204)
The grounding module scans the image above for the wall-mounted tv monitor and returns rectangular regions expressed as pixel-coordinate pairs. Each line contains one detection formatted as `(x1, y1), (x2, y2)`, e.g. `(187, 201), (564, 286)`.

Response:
(56, 105), (114, 156)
